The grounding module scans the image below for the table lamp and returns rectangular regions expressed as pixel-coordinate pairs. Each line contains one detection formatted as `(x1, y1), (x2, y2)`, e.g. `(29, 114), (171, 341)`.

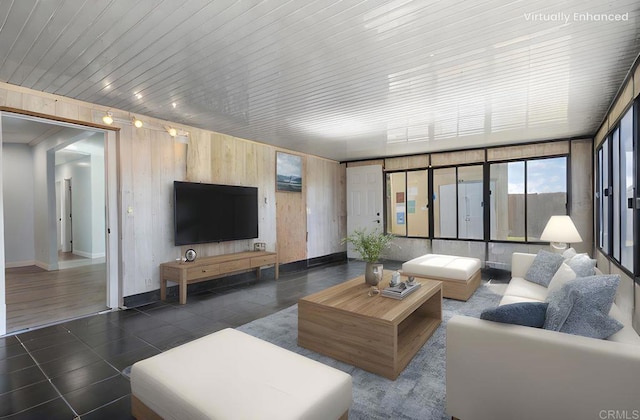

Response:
(540, 215), (582, 253)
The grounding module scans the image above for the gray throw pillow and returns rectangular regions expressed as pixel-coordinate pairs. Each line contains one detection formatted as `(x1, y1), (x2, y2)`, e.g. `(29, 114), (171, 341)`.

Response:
(481, 302), (548, 328)
(524, 250), (564, 287)
(544, 274), (623, 339)
(566, 253), (597, 277)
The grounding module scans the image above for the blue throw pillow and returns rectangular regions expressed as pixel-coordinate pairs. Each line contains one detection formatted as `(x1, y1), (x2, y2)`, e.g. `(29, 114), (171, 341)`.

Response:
(524, 250), (565, 287)
(544, 274), (623, 339)
(566, 253), (597, 277)
(480, 302), (548, 328)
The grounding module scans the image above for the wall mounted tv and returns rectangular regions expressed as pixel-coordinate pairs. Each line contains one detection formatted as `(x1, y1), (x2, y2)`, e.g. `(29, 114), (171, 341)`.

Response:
(174, 181), (259, 246)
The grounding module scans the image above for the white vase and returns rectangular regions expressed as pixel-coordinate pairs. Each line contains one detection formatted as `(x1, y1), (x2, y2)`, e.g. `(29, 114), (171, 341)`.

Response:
(365, 262), (383, 286)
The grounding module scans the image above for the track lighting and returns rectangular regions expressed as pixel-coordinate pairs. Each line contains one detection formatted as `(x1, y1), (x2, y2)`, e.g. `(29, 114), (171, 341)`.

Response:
(102, 112), (113, 125)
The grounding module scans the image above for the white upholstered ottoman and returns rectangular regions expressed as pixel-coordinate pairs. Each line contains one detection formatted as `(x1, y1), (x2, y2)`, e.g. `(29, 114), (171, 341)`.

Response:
(401, 254), (481, 301)
(130, 328), (352, 420)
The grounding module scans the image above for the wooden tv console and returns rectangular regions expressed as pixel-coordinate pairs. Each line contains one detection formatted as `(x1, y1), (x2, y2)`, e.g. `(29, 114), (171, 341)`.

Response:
(160, 251), (278, 304)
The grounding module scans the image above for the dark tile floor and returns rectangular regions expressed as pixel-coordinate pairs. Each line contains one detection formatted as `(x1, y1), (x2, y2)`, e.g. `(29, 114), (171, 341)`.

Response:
(1, 260), (508, 419)
(0, 260), (396, 419)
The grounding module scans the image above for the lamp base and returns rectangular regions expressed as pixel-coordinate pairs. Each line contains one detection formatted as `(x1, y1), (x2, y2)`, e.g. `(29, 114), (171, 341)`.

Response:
(549, 242), (567, 254)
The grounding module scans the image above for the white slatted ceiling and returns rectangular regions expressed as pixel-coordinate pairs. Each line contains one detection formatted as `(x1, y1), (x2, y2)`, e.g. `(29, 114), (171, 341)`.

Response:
(0, 0), (638, 160)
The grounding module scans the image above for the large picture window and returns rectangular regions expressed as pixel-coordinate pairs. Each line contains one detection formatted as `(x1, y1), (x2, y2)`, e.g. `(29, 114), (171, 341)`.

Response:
(598, 104), (636, 275)
(490, 157), (567, 242)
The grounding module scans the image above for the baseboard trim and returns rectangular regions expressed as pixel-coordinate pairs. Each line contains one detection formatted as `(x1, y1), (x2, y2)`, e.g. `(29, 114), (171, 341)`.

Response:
(5, 260), (36, 268)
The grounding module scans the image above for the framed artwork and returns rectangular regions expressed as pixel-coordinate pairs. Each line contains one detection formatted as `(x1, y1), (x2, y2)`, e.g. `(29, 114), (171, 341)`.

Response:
(276, 152), (302, 192)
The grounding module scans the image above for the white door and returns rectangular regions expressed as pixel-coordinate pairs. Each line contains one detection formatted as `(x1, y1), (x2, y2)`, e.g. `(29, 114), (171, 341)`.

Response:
(346, 165), (383, 259)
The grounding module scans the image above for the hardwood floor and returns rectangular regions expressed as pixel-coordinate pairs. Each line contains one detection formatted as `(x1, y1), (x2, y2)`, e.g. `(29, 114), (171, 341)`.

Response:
(5, 263), (108, 333)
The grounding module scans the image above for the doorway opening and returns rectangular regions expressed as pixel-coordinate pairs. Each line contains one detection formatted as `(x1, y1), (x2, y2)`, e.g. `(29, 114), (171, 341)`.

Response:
(1, 112), (118, 334)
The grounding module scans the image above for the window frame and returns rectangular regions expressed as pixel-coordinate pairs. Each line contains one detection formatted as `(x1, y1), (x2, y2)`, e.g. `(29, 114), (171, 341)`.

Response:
(595, 101), (638, 280)
(488, 154), (570, 244)
(384, 168), (430, 239)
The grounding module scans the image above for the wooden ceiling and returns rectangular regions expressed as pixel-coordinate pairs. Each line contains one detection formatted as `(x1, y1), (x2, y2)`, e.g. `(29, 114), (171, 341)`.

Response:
(0, 0), (638, 160)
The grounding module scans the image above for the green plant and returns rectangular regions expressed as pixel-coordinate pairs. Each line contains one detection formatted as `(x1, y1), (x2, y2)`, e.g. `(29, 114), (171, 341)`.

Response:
(342, 228), (394, 263)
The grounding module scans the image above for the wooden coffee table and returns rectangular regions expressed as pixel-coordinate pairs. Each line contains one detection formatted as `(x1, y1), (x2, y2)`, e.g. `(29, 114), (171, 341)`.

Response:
(298, 271), (442, 380)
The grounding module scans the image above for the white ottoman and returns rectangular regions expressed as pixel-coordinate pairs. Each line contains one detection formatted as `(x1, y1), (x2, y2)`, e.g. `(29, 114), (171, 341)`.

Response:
(130, 328), (352, 420)
(401, 254), (481, 301)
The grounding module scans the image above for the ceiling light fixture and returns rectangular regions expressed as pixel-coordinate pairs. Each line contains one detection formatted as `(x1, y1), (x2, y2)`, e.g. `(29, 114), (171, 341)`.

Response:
(133, 117), (143, 128)
(172, 102), (177, 109)
(102, 112), (113, 125)
(168, 127), (177, 137)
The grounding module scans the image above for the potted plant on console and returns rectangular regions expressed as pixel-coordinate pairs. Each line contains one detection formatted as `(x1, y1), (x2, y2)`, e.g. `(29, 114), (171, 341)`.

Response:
(342, 228), (394, 286)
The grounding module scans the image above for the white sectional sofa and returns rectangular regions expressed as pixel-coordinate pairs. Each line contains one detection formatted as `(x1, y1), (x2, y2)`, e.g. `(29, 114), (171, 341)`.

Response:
(446, 252), (640, 420)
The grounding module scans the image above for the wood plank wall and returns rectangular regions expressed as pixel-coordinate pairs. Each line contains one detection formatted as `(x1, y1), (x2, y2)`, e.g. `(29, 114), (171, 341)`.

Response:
(0, 82), (346, 300)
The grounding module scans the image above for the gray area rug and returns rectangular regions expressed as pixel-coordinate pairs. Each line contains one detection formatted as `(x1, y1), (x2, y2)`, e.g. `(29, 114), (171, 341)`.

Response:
(237, 283), (503, 420)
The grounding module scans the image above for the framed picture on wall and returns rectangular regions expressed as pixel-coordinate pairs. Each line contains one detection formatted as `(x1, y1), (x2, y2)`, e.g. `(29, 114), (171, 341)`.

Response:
(276, 152), (302, 192)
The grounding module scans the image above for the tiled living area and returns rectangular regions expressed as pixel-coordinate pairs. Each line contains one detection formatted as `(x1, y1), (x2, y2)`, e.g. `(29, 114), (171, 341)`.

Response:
(0, 260), (435, 419)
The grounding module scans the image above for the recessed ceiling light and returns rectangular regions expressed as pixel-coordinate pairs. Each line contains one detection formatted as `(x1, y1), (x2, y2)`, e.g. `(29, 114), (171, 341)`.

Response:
(135, 93), (142, 99)
(172, 102), (177, 108)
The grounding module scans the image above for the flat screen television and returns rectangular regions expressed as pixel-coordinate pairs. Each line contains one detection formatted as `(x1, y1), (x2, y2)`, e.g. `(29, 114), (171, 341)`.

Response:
(174, 181), (258, 246)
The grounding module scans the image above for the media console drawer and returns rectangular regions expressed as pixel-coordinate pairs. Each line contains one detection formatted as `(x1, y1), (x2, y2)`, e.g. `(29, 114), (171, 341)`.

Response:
(160, 251), (278, 304)
(219, 259), (251, 274)
(187, 264), (220, 281)
(251, 255), (277, 267)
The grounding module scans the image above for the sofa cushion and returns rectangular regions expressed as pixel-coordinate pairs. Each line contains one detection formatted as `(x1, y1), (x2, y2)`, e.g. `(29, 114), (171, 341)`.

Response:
(401, 254), (481, 281)
(547, 263), (577, 295)
(544, 275), (623, 339)
(562, 247), (577, 260)
(481, 302), (548, 328)
(504, 277), (549, 301)
(607, 304), (640, 345)
(499, 294), (541, 306)
(524, 250), (564, 287)
(566, 253), (597, 277)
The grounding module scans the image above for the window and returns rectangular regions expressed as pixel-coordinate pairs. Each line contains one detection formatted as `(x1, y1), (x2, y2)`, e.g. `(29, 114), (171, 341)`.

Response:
(526, 157), (568, 241)
(457, 166), (484, 240)
(598, 142), (610, 254)
(619, 109), (634, 270)
(406, 170), (429, 237)
(490, 157), (567, 242)
(385, 170), (429, 237)
(382, 146), (573, 247)
(433, 168), (457, 238)
(598, 104), (636, 275)
(490, 161), (524, 241)
(433, 165), (484, 240)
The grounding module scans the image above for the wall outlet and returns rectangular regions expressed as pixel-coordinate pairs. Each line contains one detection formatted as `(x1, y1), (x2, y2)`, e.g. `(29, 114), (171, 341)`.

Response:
(145, 278), (152, 287)
(254, 242), (266, 251)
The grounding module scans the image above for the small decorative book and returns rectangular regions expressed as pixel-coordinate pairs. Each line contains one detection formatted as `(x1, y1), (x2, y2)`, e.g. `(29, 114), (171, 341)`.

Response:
(381, 282), (421, 299)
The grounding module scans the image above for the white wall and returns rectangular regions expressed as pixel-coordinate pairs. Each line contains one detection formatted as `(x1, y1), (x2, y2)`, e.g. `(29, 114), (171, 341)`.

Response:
(2, 143), (35, 266)
(54, 145), (106, 259)
(31, 128), (95, 268)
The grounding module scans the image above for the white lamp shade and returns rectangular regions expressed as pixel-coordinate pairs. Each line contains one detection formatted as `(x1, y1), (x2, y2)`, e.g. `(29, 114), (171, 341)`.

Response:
(540, 215), (582, 243)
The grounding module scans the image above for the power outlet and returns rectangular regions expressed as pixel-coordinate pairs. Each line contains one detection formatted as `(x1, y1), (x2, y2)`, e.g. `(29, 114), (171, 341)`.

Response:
(254, 242), (266, 251)
(145, 278), (152, 287)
